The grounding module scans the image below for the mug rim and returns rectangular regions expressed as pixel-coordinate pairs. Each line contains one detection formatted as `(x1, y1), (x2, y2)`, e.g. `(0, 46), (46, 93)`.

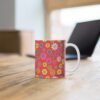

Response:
(35, 40), (65, 42)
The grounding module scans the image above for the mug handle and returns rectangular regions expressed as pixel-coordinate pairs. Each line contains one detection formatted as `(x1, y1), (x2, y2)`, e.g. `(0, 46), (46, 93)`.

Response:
(66, 43), (80, 73)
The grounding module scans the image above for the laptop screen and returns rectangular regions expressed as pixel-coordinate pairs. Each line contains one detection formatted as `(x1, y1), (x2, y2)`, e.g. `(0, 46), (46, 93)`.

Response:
(66, 20), (100, 57)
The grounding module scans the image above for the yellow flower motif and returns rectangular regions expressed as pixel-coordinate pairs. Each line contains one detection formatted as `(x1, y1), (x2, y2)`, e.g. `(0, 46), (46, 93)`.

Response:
(45, 43), (50, 48)
(42, 69), (47, 75)
(35, 43), (39, 49)
(57, 69), (62, 75)
(42, 62), (47, 67)
(59, 63), (63, 68)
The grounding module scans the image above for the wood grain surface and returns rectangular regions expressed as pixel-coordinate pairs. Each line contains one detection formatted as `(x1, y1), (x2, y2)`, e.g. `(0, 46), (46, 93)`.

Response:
(0, 55), (100, 100)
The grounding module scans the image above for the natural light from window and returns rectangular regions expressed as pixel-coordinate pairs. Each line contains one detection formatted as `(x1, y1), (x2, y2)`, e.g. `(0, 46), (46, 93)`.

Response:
(50, 4), (100, 41)
(60, 5), (100, 26)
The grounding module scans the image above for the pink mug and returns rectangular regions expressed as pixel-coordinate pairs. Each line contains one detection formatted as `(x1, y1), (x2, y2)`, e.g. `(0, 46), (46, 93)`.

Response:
(35, 40), (80, 79)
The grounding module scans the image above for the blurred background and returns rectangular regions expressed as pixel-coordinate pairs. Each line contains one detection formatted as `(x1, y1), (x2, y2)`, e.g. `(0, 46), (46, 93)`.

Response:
(0, 0), (99, 58)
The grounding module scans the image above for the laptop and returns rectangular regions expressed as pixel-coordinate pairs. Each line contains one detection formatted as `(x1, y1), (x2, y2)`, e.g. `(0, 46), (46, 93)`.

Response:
(66, 20), (100, 60)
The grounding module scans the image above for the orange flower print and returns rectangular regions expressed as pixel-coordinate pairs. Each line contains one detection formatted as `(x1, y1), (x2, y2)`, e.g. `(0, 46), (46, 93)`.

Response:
(57, 69), (62, 75)
(35, 43), (39, 49)
(45, 43), (50, 48)
(42, 62), (47, 67)
(42, 69), (48, 75)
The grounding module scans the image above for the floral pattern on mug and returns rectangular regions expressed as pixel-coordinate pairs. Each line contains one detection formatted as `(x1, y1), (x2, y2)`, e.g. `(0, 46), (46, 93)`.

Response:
(35, 40), (65, 79)
(51, 43), (58, 50)
(40, 53), (46, 60)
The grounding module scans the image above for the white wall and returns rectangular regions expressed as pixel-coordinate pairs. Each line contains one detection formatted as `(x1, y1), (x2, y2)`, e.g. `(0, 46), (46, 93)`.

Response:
(0, 0), (45, 39)
(0, 0), (15, 29)
(0, 0), (45, 55)
(15, 0), (45, 39)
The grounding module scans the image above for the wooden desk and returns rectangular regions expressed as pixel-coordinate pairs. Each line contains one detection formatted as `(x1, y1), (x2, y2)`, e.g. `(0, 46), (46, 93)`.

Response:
(0, 55), (100, 100)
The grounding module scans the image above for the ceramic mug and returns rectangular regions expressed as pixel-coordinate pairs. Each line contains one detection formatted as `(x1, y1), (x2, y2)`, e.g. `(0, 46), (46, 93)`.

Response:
(35, 40), (80, 79)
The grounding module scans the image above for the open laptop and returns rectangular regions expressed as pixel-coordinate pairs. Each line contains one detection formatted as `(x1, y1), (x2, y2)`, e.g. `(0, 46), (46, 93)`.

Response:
(66, 20), (100, 60)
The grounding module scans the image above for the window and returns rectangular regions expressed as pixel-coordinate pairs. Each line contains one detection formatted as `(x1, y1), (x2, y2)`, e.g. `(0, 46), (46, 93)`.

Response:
(50, 5), (100, 41)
